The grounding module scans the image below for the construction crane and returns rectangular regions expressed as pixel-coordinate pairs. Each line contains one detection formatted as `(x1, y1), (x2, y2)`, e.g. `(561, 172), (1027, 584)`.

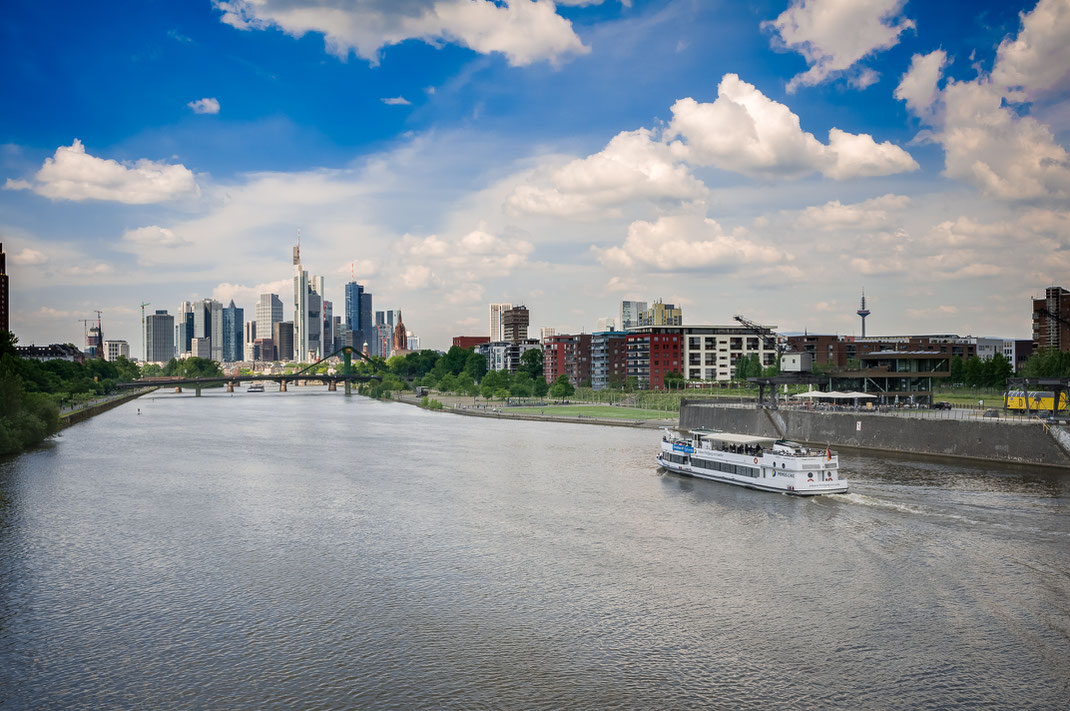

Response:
(733, 314), (784, 355)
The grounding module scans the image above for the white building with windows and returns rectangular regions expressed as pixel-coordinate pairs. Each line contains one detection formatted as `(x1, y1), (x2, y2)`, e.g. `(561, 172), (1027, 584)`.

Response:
(682, 325), (778, 382)
(103, 339), (129, 362)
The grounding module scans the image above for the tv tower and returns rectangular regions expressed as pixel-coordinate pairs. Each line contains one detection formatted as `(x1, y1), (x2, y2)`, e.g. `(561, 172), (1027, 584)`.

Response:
(857, 289), (871, 337)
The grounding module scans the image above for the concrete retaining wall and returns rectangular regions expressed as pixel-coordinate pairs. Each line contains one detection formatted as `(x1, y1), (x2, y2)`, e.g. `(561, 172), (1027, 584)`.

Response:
(60, 388), (156, 428)
(679, 402), (1070, 468)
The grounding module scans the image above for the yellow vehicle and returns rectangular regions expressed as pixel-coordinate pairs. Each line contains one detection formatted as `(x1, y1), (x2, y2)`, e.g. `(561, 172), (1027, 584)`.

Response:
(1004, 390), (1068, 412)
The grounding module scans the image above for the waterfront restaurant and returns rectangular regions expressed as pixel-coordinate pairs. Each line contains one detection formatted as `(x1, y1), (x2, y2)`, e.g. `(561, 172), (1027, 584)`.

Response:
(828, 350), (950, 405)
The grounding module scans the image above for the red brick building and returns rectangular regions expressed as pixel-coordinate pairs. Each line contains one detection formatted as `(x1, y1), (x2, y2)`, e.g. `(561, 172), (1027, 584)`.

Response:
(543, 333), (592, 386)
(627, 327), (683, 390)
(1033, 286), (1070, 351)
(453, 335), (490, 350)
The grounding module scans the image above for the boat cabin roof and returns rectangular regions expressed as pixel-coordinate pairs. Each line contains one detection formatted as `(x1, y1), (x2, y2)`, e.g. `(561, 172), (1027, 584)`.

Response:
(692, 431), (777, 446)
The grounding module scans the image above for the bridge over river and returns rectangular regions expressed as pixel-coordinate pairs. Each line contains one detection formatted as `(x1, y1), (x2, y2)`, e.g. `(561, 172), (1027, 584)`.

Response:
(116, 346), (382, 396)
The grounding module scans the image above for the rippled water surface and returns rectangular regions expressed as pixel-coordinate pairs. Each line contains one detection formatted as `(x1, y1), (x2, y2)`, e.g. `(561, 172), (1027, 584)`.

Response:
(1, 391), (1069, 710)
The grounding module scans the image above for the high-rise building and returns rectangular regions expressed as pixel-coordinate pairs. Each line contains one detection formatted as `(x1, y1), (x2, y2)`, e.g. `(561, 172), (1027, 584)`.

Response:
(103, 340), (130, 362)
(407, 333), (420, 351)
(489, 303), (512, 341)
(1032, 286), (1070, 351)
(191, 337), (211, 360)
(86, 324), (103, 359)
(539, 327), (556, 342)
(322, 300), (333, 357)
(502, 305), (529, 343)
(0, 243), (8, 333)
(191, 298), (223, 361)
(293, 241), (324, 362)
(619, 300), (647, 331)
(596, 317), (616, 332)
(244, 321), (257, 361)
(591, 331), (629, 390)
(256, 294), (283, 347)
(273, 321), (294, 362)
(346, 281), (376, 356)
(638, 299), (682, 327)
(176, 301), (194, 357)
(145, 310), (175, 363)
(543, 333), (592, 387)
(222, 300), (243, 362)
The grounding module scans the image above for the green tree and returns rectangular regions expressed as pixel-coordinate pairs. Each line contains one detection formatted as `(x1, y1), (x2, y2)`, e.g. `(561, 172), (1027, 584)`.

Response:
(441, 345), (469, 376)
(663, 370), (684, 389)
(987, 353), (1013, 388)
(549, 374), (575, 398)
(464, 351), (487, 382)
(533, 376), (549, 397)
(963, 356), (983, 387)
(518, 348), (543, 381)
(114, 355), (141, 382)
(949, 355), (964, 384)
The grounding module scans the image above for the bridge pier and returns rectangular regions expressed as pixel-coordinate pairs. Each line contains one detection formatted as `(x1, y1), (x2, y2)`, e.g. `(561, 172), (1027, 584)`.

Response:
(345, 380), (351, 396)
(328, 381), (337, 392)
(195, 387), (201, 397)
(227, 382), (234, 393)
(175, 386), (182, 394)
(279, 381), (287, 392)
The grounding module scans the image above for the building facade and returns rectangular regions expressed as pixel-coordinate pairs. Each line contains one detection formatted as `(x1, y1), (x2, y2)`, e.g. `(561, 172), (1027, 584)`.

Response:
(222, 301), (244, 362)
(256, 293), (283, 348)
(453, 335), (490, 350)
(489, 303), (512, 341)
(1033, 286), (1070, 351)
(619, 300), (646, 331)
(103, 340), (130, 362)
(543, 333), (592, 386)
(502, 305), (529, 343)
(590, 331), (629, 390)
(637, 299), (682, 327)
(145, 310), (175, 363)
(478, 339), (540, 374)
(683, 326), (776, 382)
(273, 321), (294, 362)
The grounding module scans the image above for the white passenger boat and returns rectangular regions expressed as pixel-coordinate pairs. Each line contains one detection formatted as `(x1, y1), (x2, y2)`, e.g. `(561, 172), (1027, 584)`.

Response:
(246, 383), (265, 392)
(657, 428), (848, 496)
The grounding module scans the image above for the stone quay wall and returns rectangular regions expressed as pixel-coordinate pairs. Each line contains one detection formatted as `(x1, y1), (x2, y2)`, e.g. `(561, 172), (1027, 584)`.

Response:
(679, 401), (1070, 469)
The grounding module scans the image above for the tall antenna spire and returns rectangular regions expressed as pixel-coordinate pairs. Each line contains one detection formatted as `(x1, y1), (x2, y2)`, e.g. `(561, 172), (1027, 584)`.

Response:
(293, 228), (301, 265)
(856, 288), (871, 338)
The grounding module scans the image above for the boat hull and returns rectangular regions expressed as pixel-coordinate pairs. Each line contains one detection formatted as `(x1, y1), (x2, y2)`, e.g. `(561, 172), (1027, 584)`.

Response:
(657, 455), (849, 496)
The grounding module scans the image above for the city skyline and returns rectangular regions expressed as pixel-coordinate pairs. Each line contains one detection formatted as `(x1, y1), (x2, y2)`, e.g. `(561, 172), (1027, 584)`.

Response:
(3, 0), (1068, 350)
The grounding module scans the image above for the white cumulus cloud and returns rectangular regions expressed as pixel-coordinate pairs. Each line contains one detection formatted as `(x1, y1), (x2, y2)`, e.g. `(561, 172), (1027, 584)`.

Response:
(764, 0), (915, 92)
(990, 0), (1070, 100)
(796, 194), (910, 230)
(507, 128), (707, 216)
(594, 214), (785, 272)
(381, 96), (411, 105)
(121, 225), (189, 248)
(5, 139), (199, 204)
(894, 50), (947, 119)
(187, 97), (221, 114)
(667, 74), (917, 180)
(10, 248), (49, 266)
(213, 0), (590, 67)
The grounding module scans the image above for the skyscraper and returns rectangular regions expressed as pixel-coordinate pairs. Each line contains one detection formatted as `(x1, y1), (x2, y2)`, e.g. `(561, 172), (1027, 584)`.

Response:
(191, 298), (223, 361)
(502, 305), (529, 344)
(256, 293), (283, 346)
(292, 240), (325, 362)
(0, 243), (8, 333)
(273, 321), (294, 362)
(489, 303), (512, 341)
(619, 300), (647, 331)
(176, 301), (194, 356)
(145, 310), (175, 362)
(222, 300), (243, 362)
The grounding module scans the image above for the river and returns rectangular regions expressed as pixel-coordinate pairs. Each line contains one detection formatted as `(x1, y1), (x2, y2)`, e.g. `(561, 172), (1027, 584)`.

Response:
(1, 391), (1068, 709)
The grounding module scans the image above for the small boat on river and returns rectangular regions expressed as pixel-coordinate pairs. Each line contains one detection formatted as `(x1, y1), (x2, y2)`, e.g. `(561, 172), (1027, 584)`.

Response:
(657, 428), (848, 495)
(246, 383), (265, 392)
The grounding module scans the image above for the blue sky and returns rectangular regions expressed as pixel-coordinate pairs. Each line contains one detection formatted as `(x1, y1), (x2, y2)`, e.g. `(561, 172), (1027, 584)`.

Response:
(3, 0), (1068, 353)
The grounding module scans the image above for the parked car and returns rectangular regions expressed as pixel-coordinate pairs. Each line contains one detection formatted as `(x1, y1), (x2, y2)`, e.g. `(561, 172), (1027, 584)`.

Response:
(932, 401), (952, 410)
(983, 409), (1000, 418)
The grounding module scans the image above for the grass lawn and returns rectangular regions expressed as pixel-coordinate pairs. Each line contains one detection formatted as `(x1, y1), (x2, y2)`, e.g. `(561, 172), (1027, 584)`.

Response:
(932, 389), (1006, 406)
(513, 405), (675, 420)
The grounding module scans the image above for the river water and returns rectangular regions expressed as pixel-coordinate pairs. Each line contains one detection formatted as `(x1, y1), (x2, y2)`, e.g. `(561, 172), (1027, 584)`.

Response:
(1, 391), (1068, 710)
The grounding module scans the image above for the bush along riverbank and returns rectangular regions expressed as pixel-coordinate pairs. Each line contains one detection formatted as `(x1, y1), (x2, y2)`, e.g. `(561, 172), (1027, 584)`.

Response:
(0, 354), (60, 455)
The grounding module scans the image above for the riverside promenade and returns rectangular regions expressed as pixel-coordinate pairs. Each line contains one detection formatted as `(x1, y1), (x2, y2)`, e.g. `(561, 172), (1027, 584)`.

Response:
(59, 387), (157, 428)
(680, 400), (1070, 469)
(396, 393), (676, 429)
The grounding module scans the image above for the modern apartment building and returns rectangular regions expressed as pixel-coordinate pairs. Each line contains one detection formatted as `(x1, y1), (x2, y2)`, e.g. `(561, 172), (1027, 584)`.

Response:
(543, 333), (592, 386)
(624, 325), (778, 388)
(638, 299), (682, 327)
(591, 331), (629, 390)
(478, 339), (540, 374)
(1033, 286), (1070, 351)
